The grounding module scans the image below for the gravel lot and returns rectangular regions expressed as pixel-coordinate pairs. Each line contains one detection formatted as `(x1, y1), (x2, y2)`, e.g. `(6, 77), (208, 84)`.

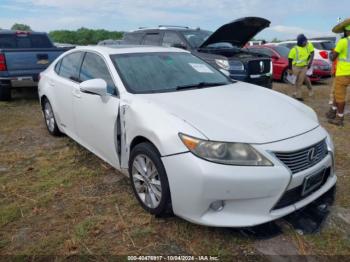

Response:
(0, 80), (349, 258)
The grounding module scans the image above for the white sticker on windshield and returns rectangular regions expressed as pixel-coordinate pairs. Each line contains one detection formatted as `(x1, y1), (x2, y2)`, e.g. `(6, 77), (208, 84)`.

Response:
(189, 63), (214, 73)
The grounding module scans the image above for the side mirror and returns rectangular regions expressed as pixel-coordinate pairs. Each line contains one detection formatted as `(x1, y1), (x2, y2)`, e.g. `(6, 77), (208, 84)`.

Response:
(80, 79), (107, 96)
(172, 43), (187, 50)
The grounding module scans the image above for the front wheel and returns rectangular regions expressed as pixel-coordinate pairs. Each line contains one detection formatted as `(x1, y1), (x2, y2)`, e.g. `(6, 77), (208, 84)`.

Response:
(129, 142), (172, 216)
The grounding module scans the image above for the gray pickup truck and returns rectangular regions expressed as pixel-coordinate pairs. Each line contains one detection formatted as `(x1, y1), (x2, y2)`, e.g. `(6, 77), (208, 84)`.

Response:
(0, 30), (71, 101)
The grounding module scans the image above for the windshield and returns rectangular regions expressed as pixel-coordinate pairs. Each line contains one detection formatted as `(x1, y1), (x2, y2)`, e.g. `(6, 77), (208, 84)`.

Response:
(181, 30), (212, 49)
(111, 52), (232, 94)
(272, 45), (290, 58)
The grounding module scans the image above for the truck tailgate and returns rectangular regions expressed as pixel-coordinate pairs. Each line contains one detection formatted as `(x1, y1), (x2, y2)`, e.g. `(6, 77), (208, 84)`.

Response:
(3, 49), (64, 72)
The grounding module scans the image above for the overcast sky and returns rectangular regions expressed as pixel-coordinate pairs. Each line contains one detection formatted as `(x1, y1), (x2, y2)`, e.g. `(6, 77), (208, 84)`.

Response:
(0, 0), (348, 40)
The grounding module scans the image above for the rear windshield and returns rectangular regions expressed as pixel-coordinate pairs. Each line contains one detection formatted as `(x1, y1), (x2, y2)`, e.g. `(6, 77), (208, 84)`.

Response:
(320, 42), (335, 50)
(311, 41), (334, 51)
(111, 52), (231, 94)
(0, 34), (53, 48)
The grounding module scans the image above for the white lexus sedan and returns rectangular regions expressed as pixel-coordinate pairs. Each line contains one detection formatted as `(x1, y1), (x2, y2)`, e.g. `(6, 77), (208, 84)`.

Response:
(38, 45), (336, 227)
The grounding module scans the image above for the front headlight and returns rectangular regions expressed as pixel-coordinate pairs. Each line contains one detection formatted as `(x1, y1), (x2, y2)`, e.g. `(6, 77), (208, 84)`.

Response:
(179, 133), (273, 166)
(215, 59), (230, 70)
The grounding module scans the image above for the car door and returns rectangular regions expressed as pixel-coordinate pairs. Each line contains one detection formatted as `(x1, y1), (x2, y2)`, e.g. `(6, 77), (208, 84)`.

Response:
(73, 51), (120, 168)
(52, 51), (84, 138)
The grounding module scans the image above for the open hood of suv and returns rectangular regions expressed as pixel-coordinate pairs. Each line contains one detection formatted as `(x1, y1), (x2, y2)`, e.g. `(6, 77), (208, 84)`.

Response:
(199, 17), (270, 48)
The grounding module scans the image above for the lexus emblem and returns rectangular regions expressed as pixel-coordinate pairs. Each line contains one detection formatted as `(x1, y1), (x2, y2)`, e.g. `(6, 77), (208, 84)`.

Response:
(259, 61), (264, 73)
(307, 148), (316, 163)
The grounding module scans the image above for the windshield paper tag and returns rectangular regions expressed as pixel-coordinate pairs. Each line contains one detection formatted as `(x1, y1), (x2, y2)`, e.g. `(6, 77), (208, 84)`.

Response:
(189, 63), (214, 73)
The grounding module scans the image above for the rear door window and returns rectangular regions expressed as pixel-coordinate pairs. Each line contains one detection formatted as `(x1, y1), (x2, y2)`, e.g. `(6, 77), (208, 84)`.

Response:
(142, 33), (161, 45)
(79, 52), (117, 95)
(54, 59), (62, 74)
(59, 52), (84, 82)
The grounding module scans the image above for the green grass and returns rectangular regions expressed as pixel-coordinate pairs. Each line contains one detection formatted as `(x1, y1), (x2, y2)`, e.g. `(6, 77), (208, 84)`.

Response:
(0, 204), (22, 227)
(1, 86), (350, 256)
(75, 217), (97, 240)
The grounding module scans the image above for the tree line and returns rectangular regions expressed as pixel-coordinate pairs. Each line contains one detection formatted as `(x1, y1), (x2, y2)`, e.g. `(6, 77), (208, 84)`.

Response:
(6, 23), (282, 45)
(7, 23), (124, 45)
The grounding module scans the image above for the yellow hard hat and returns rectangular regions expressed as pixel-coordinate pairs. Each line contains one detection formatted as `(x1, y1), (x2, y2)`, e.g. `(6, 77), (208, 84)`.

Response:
(332, 18), (350, 33)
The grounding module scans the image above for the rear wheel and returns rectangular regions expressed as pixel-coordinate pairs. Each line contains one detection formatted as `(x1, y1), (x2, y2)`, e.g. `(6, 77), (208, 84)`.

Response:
(0, 84), (11, 101)
(129, 142), (172, 216)
(43, 99), (61, 136)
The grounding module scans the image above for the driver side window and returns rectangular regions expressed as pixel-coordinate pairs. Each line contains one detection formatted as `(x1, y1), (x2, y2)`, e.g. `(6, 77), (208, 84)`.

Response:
(79, 52), (117, 95)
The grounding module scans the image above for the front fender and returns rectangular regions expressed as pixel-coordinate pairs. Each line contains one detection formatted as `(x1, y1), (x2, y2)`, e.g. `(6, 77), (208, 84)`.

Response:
(119, 97), (207, 169)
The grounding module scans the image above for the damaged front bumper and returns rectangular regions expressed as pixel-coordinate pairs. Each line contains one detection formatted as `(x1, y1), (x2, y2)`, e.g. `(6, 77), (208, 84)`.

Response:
(161, 127), (336, 227)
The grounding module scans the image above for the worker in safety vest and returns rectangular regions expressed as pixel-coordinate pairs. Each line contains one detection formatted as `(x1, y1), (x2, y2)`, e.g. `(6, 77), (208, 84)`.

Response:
(327, 22), (350, 127)
(287, 34), (315, 101)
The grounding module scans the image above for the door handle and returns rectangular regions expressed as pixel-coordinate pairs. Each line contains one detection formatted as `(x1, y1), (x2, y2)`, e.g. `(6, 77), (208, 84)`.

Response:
(49, 80), (55, 87)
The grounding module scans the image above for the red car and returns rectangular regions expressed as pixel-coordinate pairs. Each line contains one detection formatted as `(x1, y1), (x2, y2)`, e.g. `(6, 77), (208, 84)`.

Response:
(247, 45), (331, 82)
(311, 59), (332, 81)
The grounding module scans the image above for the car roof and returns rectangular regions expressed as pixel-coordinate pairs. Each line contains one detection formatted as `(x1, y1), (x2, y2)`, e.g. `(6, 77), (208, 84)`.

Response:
(278, 41), (296, 44)
(278, 39), (332, 44)
(309, 40), (332, 43)
(73, 45), (190, 55)
(130, 27), (209, 33)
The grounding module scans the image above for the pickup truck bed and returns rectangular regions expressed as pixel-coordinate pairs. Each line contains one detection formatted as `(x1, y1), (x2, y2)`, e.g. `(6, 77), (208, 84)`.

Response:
(0, 30), (72, 101)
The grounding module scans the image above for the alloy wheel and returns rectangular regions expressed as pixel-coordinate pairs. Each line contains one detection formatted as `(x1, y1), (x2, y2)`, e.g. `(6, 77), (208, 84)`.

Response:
(132, 154), (162, 208)
(44, 102), (55, 133)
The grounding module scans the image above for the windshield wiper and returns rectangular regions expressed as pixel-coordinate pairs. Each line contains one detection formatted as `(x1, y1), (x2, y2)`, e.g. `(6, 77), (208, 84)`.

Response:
(176, 81), (229, 91)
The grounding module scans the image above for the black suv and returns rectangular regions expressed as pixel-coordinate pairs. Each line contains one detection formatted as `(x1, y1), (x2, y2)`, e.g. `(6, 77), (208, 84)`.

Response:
(123, 17), (272, 88)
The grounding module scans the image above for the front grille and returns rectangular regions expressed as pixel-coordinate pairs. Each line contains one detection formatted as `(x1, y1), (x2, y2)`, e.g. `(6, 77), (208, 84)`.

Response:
(247, 59), (271, 75)
(274, 140), (328, 174)
(273, 167), (331, 210)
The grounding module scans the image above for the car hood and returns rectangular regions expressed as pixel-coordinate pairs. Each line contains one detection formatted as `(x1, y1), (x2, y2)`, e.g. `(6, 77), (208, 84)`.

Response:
(199, 17), (271, 48)
(140, 83), (319, 144)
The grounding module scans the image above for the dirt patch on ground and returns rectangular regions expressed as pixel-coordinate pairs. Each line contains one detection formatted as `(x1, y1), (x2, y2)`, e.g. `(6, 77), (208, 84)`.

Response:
(0, 82), (350, 257)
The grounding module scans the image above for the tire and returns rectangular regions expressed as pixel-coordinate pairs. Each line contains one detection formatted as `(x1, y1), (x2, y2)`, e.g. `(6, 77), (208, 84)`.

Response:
(282, 69), (289, 83)
(42, 99), (61, 136)
(129, 142), (172, 216)
(0, 84), (11, 101)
